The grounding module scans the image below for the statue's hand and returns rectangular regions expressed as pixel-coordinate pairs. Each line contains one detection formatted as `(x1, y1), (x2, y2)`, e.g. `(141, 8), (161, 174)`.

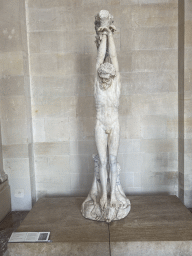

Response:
(98, 25), (116, 36)
(98, 26), (110, 34)
(109, 25), (116, 33)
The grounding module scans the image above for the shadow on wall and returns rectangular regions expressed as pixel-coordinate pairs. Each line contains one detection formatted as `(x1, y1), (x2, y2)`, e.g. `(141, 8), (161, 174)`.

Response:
(72, 48), (97, 196)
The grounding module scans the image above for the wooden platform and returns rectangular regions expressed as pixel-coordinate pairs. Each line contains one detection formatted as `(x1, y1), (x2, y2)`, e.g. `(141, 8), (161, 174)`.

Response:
(7, 196), (192, 256)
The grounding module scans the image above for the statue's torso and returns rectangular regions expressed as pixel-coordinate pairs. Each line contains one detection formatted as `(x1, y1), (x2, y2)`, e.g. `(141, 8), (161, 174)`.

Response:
(94, 75), (121, 127)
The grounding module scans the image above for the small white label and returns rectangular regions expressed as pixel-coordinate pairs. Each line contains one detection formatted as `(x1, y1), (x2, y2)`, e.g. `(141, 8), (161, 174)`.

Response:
(9, 232), (50, 243)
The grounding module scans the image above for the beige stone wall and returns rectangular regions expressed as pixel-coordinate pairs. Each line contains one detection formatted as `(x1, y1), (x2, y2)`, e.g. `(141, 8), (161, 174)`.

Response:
(25, 0), (178, 200)
(118, 1), (178, 195)
(0, 0), (33, 210)
(0, 0), (184, 209)
(184, 0), (192, 207)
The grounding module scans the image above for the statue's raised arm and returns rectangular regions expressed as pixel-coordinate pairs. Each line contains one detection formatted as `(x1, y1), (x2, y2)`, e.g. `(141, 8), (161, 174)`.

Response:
(95, 10), (114, 68)
(95, 32), (107, 71)
(107, 26), (119, 73)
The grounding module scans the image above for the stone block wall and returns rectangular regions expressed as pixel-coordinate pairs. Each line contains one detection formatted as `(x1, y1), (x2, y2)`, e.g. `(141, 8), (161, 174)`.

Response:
(25, 0), (178, 200)
(0, 0), (191, 209)
(0, 0), (33, 210)
(184, 0), (192, 207)
(118, 1), (178, 195)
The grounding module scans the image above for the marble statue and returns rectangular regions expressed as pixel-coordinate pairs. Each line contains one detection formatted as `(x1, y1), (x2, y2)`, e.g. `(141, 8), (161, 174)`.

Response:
(81, 10), (131, 223)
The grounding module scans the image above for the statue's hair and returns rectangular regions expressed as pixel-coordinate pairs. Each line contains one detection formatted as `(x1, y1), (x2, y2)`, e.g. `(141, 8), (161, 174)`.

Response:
(98, 62), (116, 77)
(95, 10), (114, 28)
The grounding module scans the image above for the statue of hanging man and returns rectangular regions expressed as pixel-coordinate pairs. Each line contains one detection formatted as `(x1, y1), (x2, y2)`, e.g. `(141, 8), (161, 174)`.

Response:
(94, 11), (122, 210)
(81, 10), (131, 222)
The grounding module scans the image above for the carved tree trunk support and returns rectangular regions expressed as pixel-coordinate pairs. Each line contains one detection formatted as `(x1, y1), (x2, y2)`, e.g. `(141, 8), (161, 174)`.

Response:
(81, 10), (131, 223)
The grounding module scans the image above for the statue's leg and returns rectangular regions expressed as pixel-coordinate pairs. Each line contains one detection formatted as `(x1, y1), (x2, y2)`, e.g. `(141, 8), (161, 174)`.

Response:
(95, 120), (108, 210)
(108, 120), (121, 209)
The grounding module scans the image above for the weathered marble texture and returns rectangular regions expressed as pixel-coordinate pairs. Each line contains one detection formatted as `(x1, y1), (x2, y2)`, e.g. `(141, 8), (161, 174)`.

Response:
(81, 10), (131, 222)
(82, 155), (131, 222)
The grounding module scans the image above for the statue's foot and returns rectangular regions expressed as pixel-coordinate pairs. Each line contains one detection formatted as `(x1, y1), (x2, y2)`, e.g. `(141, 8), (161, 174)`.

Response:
(117, 194), (130, 208)
(94, 204), (102, 221)
(100, 195), (107, 211)
(106, 207), (116, 223)
(110, 195), (122, 209)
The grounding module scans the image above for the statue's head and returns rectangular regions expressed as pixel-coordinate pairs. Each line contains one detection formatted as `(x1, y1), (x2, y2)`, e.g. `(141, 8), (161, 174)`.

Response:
(98, 62), (116, 90)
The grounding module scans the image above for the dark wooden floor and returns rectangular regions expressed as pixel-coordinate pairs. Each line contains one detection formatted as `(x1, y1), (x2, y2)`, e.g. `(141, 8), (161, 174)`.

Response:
(1, 209), (192, 255)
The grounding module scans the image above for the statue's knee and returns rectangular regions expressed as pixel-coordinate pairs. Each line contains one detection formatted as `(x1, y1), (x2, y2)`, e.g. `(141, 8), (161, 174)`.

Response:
(100, 159), (107, 168)
(109, 155), (117, 167)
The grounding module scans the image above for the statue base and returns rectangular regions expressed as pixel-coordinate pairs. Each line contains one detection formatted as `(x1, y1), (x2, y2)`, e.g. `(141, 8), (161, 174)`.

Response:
(81, 154), (131, 222)
(81, 197), (131, 223)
